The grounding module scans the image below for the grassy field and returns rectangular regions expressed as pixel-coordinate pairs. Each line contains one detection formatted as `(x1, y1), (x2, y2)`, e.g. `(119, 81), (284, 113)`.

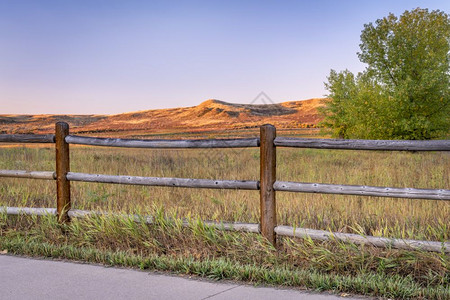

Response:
(1, 133), (449, 299)
(1, 142), (448, 241)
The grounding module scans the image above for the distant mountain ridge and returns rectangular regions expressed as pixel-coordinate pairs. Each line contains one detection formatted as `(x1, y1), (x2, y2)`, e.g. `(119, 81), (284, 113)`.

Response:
(0, 98), (326, 135)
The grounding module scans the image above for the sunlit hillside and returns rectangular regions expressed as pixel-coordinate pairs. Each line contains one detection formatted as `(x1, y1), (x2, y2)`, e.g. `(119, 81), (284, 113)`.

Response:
(0, 98), (326, 136)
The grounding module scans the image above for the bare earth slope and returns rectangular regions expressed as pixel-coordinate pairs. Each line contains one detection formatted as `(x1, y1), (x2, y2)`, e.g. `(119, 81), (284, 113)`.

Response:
(0, 98), (325, 135)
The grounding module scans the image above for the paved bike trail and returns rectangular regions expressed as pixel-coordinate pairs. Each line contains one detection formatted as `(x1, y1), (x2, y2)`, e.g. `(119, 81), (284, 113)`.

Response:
(0, 255), (366, 300)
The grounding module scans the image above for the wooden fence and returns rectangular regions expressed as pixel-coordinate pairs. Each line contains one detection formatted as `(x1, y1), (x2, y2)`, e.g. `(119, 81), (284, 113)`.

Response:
(1, 122), (449, 252)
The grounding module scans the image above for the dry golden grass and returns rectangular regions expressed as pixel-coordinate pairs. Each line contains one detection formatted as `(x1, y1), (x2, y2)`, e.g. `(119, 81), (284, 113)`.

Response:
(1, 142), (448, 242)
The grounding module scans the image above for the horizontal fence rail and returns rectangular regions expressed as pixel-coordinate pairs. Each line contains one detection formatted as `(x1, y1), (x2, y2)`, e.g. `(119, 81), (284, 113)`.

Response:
(274, 226), (449, 253)
(274, 181), (450, 201)
(274, 137), (450, 151)
(66, 135), (260, 148)
(0, 134), (55, 143)
(69, 209), (261, 232)
(0, 170), (56, 180)
(1, 123), (449, 252)
(67, 172), (259, 190)
(0, 207), (261, 233)
(2, 206), (57, 216)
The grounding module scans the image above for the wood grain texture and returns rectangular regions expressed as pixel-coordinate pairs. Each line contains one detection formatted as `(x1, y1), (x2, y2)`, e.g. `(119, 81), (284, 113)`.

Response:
(0, 170), (55, 180)
(273, 181), (450, 200)
(275, 225), (449, 253)
(55, 122), (71, 223)
(274, 137), (450, 151)
(260, 124), (277, 246)
(65, 135), (259, 148)
(0, 134), (55, 143)
(1, 206), (57, 216)
(66, 172), (259, 190)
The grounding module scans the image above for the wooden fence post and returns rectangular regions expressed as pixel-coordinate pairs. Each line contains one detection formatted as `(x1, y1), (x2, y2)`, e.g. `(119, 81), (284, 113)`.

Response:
(260, 124), (276, 246)
(55, 122), (71, 223)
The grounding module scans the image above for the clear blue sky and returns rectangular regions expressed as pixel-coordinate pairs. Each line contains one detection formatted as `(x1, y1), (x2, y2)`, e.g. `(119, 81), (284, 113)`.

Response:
(1, 0), (449, 114)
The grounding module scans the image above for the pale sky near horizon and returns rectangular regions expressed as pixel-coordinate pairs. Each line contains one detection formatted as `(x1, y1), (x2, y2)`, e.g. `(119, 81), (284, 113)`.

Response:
(1, 0), (449, 114)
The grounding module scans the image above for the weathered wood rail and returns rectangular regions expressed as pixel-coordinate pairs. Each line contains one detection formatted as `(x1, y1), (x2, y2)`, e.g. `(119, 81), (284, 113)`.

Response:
(274, 137), (450, 151)
(0, 170), (56, 180)
(65, 135), (259, 148)
(66, 172), (259, 190)
(0, 134), (55, 143)
(273, 181), (450, 201)
(1, 122), (449, 252)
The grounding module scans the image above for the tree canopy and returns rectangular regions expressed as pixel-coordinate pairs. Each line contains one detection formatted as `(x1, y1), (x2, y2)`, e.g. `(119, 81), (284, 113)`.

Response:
(320, 8), (450, 140)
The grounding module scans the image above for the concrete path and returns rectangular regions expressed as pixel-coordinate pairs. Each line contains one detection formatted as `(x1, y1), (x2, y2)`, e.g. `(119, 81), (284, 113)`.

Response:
(0, 255), (364, 300)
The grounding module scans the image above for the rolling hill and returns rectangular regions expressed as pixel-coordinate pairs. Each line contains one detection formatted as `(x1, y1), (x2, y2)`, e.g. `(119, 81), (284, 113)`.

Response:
(0, 98), (326, 136)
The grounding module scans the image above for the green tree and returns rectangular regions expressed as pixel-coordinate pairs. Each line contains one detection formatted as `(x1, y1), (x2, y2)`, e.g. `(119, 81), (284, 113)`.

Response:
(321, 8), (450, 139)
(320, 70), (357, 138)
